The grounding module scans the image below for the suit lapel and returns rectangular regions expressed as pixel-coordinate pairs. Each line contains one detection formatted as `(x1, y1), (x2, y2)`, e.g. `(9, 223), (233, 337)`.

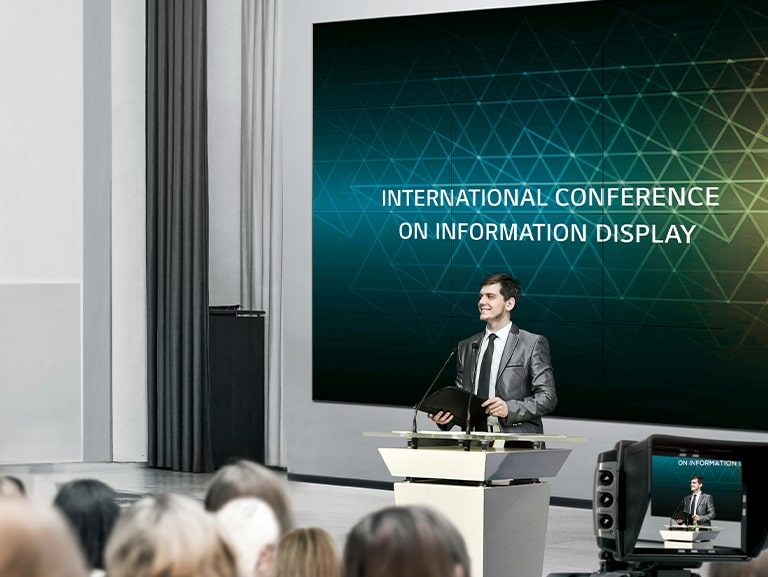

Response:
(496, 323), (520, 385)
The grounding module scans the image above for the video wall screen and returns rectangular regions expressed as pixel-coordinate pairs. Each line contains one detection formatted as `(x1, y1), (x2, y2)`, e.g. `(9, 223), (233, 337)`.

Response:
(312, 0), (768, 431)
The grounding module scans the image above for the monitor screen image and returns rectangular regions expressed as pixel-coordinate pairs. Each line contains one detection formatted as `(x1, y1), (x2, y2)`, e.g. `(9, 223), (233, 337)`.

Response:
(631, 453), (744, 555)
(593, 435), (768, 571)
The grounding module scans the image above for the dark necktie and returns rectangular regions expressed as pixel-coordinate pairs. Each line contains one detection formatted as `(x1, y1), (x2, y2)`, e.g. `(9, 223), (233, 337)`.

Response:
(477, 333), (497, 399)
(690, 494), (698, 515)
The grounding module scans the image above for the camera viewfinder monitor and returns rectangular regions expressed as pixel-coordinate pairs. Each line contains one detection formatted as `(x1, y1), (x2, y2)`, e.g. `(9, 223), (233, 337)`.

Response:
(593, 435), (768, 571)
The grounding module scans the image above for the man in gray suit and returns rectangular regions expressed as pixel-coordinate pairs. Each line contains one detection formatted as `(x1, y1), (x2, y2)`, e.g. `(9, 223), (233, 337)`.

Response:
(678, 475), (715, 526)
(428, 272), (557, 433)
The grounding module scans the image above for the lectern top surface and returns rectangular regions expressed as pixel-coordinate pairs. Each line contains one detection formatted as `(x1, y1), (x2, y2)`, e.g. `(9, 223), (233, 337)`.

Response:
(363, 430), (586, 443)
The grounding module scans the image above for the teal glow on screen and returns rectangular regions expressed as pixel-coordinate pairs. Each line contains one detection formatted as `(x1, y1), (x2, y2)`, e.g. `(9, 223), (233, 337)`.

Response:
(312, 0), (768, 430)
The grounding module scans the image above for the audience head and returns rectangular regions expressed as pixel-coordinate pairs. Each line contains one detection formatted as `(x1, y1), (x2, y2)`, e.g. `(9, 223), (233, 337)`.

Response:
(0, 475), (26, 497)
(53, 478), (120, 571)
(710, 549), (768, 577)
(215, 497), (280, 577)
(275, 526), (340, 577)
(0, 497), (88, 577)
(105, 492), (237, 577)
(342, 505), (471, 577)
(204, 459), (294, 534)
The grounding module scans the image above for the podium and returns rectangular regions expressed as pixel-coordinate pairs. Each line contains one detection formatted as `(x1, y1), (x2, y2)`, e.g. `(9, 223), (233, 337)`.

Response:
(660, 525), (721, 550)
(367, 431), (582, 577)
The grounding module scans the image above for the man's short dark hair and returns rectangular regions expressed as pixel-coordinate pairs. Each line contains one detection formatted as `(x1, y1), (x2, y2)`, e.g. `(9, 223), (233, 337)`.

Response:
(481, 272), (521, 303)
(692, 475), (704, 485)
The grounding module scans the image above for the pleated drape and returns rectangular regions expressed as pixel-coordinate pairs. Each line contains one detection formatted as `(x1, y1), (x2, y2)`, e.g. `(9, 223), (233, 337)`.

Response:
(241, 0), (284, 467)
(146, 0), (212, 472)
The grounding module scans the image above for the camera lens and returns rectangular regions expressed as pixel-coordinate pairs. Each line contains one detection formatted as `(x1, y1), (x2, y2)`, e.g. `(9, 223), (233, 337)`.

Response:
(598, 471), (614, 485)
(598, 492), (614, 507)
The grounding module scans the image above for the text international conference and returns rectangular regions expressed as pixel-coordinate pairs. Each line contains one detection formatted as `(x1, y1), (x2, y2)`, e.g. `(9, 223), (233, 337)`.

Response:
(381, 186), (720, 208)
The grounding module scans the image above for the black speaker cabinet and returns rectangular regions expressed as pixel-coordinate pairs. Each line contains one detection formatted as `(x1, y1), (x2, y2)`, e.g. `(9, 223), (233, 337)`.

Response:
(209, 308), (265, 468)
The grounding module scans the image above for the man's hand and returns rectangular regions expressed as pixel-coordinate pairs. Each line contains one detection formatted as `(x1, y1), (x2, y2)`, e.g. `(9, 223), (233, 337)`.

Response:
(428, 410), (454, 426)
(481, 397), (509, 418)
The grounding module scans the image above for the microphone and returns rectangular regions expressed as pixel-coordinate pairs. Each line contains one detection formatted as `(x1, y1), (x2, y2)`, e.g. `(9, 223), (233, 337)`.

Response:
(412, 347), (458, 434)
(464, 341), (481, 433)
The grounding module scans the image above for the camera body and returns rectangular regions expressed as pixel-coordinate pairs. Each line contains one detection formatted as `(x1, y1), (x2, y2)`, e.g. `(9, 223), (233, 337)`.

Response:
(589, 435), (768, 576)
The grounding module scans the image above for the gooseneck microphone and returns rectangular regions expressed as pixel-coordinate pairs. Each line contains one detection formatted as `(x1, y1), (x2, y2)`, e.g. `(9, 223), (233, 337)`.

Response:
(412, 347), (458, 433)
(468, 341), (480, 395)
(464, 341), (481, 432)
(670, 496), (690, 526)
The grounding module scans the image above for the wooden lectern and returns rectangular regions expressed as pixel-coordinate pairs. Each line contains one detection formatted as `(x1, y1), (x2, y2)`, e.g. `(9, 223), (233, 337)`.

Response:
(366, 430), (581, 577)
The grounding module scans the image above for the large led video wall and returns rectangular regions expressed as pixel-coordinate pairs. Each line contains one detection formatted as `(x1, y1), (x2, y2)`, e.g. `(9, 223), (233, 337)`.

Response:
(312, 0), (768, 431)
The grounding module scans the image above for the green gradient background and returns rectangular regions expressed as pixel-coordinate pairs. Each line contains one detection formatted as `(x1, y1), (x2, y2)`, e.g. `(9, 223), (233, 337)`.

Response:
(313, 0), (768, 429)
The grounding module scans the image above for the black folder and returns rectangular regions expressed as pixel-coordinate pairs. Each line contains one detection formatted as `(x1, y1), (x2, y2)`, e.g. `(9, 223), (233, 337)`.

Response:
(417, 386), (487, 428)
(671, 511), (693, 525)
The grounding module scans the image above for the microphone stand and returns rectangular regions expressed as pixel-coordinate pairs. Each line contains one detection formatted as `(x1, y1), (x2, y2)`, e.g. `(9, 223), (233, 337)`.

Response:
(670, 497), (690, 528)
(461, 340), (481, 450)
(411, 348), (458, 446)
(465, 341), (481, 430)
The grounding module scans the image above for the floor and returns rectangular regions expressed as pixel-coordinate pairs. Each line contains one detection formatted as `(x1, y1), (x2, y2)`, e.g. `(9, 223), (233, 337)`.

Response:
(0, 462), (710, 577)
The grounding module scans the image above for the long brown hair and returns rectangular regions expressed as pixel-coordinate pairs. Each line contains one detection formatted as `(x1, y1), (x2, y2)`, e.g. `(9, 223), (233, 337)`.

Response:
(342, 505), (470, 577)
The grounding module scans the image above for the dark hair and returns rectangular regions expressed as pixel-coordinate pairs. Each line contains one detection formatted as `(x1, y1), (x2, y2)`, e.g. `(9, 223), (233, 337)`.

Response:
(342, 505), (471, 577)
(204, 459), (294, 535)
(691, 475), (704, 485)
(2, 475), (26, 495)
(481, 272), (521, 303)
(53, 479), (120, 570)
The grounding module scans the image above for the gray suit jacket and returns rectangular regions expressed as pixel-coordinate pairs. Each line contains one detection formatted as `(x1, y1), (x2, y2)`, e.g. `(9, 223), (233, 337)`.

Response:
(683, 492), (715, 525)
(454, 323), (557, 433)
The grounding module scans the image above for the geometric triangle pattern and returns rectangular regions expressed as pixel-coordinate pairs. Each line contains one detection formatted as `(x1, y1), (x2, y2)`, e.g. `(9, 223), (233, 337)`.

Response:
(313, 1), (768, 430)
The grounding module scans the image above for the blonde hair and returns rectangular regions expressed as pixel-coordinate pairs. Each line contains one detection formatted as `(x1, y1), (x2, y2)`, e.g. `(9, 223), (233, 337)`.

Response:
(275, 527), (341, 577)
(105, 493), (237, 577)
(0, 498), (88, 577)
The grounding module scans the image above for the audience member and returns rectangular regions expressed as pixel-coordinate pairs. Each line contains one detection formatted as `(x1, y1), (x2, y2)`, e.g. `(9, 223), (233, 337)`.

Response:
(53, 478), (121, 576)
(0, 497), (88, 577)
(342, 505), (471, 577)
(709, 549), (768, 577)
(0, 474), (26, 497)
(215, 497), (280, 577)
(204, 459), (294, 534)
(105, 492), (237, 577)
(275, 526), (341, 577)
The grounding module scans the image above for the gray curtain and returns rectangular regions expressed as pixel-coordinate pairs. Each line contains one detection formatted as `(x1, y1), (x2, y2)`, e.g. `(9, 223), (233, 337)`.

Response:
(146, 0), (212, 473)
(241, 0), (284, 467)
